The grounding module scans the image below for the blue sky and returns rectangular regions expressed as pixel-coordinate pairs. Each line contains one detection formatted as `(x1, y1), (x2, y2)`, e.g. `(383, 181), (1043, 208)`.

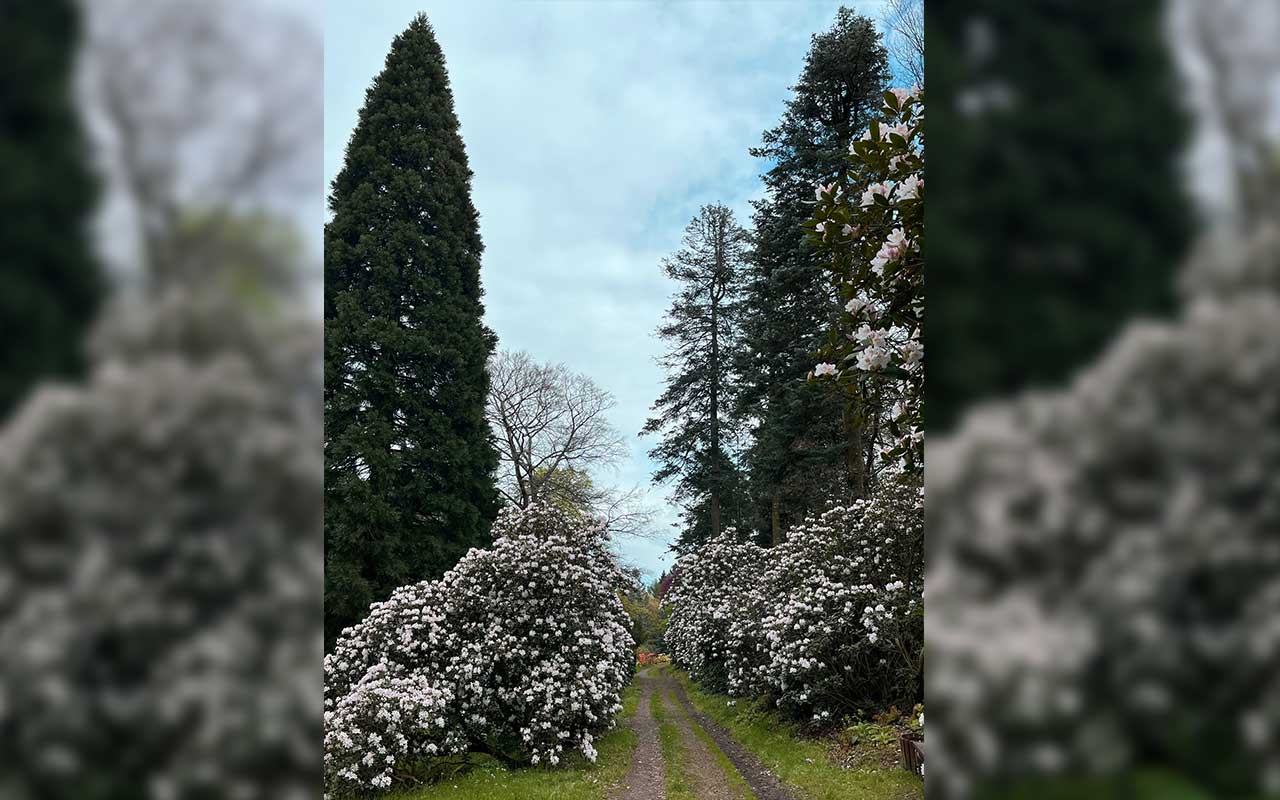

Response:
(324, 1), (894, 579)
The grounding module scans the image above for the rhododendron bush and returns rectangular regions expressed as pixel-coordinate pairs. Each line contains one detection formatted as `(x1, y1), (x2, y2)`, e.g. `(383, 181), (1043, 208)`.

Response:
(662, 531), (768, 694)
(926, 224), (1280, 797)
(323, 503), (634, 795)
(809, 87), (923, 473)
(665, 474), (923, 723)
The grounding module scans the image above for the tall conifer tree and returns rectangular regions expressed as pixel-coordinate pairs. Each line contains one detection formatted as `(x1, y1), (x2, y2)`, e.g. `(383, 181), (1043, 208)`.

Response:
(0, 0), (103, 420)
(737, 8), (890, 542)
(324, 14), (498, 645)
(644, 204), (749, 552)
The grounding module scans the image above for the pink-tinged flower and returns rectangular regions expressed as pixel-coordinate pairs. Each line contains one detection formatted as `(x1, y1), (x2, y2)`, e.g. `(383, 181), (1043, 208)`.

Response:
(841, 223), (856, 237)
(886, 228), (909, 250)
(845, 297), (867, 315)
(857, 346), (891, 371)
(897, 174), (922, 201)
(900, 339), (923, 365)
(890, 87), (911, 105)
(815, 221), (827, 235)
(814, 182), (836, 201)
(860, 182), (891, 207)
(813, 362), (837, 377)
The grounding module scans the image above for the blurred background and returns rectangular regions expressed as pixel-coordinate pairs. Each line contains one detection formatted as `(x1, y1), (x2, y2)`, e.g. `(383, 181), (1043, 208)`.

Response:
(0, 0), (322, 798)
(927, 0), (1280, 797)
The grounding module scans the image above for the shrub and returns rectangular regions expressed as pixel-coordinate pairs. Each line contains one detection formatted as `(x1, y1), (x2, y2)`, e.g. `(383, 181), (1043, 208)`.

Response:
(323, 503), (635, 795)
(759, 473), (923, 721)
(663, 474), (923, 724)
(662, 530), (768, 694)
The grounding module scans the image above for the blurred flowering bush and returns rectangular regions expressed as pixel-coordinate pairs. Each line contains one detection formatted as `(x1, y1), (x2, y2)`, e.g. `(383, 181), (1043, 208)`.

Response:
(0, 230), (322, 800)
(323, 503), (634, 796)
(664, 474), (923, 724)
(808, 87), (924, 473)
(926, 222), (1280, 797)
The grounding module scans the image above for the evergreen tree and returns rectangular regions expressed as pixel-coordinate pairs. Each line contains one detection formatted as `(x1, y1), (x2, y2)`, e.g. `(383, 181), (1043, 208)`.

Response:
(926, 0), (1191, 430)
(324, 14), (498, 646)
(737, 8), (890, 542)
(0, 0), (103, 420)
(644, 204), (750, 552)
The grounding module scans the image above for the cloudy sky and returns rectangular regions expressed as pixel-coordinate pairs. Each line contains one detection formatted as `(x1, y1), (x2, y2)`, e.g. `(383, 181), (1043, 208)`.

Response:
(325, 1), (894, 579)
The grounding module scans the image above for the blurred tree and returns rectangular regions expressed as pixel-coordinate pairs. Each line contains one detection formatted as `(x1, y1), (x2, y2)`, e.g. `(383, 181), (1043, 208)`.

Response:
(643, 204), (751, 551)
(325, 14), (499, 646)
(0, 0), (103, 420)
(737, 7), (891, 543)
(926, 0), (1192, 430)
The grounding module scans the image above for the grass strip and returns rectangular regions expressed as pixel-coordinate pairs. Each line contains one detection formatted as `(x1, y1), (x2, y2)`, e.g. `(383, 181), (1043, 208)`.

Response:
(652, 690), (700, 800)
(675, 671), (923, 800)
(675, 691), (756, 800)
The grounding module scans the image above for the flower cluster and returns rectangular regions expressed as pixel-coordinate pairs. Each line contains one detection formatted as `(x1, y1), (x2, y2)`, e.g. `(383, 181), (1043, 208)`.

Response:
(665, 475), (923, 723)
(808, 87), (924, 473)
(926, 222), (1280, 796)
(324, 503), (635, 796)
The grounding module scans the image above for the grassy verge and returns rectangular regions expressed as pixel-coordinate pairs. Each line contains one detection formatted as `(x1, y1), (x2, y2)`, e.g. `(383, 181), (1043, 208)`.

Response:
(673, 669), (924, 800)
(386, 684), (640, 800)
(652, 691), (699, 800)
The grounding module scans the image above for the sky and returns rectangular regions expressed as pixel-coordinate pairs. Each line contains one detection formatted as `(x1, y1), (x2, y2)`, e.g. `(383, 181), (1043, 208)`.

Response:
(325, 1), (893, 579)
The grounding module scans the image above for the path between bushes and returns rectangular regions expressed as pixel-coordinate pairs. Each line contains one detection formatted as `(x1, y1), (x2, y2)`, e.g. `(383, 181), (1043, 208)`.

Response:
(608, 669), (797, 800)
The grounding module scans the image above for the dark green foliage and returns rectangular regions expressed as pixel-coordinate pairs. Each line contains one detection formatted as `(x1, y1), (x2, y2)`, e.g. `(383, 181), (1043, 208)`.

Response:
(0, 0), (103, 419)
(324, 14), (499, 646)
(925, 0), (1192, 431)
(643, 205), (751, 552)
(736, 8), (890, 540)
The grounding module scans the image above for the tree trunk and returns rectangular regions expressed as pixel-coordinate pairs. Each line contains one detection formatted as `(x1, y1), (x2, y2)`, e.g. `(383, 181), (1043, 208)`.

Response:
(710, 494), (721, 539)
(770, 490), (781, 546)
(845, 390), (865, 499)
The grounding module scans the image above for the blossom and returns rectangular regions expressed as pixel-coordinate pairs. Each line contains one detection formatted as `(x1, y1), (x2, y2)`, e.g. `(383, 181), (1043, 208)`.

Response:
(890, 87), (911, 105)
(813, 362), (837, 377)
(814, 182), (836, 201)
(845, 297), (868, 315)
(897, 174), (923, 201)
(860, 182), (891, 207)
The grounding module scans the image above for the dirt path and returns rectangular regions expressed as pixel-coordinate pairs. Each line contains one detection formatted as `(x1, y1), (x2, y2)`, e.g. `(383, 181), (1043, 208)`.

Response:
(655, 679), (746, 800)
(668, 679), (797, 800)
(608, 669), (798, 800)
(609, 669), (666, 800)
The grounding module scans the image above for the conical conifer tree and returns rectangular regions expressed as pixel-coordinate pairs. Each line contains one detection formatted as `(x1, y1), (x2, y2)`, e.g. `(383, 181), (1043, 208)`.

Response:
(324, 14), (499, 646)
(0, 0), (103, 420)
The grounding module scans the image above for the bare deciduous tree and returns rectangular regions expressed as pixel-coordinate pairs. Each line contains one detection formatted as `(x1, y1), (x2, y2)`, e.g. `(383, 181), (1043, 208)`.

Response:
(883, 0), (924, 90)
(487, 350), (654, 537)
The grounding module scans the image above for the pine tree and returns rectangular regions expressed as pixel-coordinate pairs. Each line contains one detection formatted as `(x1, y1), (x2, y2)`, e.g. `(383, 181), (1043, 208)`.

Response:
(737, 8), (890, 542)
(644, 204), (750, 552)
(0, 0), (103, 420)
(926, 0), (1191, 430)
(324, 14), (498, 646)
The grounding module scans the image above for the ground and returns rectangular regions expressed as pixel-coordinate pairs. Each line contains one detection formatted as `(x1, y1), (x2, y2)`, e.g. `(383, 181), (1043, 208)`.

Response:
(388, 666), (923, 800)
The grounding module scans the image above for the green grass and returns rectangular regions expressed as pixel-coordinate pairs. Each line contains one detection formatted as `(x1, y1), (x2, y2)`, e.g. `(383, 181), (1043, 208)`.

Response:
(673, 669), (924, 800)
(386, 684), (640, 800)
(652, 691), (699, 800)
